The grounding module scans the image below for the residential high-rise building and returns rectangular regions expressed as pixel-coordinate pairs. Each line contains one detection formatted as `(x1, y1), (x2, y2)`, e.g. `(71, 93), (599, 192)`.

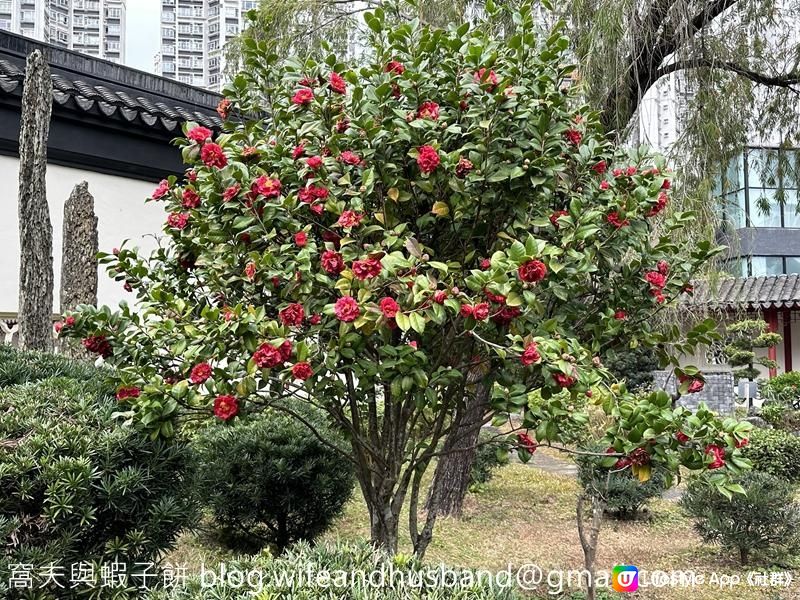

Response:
(156, 0), (258, 91)
(0, 0), (126, 63)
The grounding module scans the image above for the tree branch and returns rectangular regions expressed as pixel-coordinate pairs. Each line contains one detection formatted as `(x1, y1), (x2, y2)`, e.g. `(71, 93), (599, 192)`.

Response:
(655, 58), (800, 89)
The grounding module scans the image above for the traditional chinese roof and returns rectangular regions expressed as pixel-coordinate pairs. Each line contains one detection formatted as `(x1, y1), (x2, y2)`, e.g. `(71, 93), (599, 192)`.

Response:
(686, 275), (800, 310)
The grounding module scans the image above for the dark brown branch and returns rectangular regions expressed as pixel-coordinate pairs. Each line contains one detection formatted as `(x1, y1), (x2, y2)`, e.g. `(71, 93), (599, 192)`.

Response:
(655, 58), (800, 89)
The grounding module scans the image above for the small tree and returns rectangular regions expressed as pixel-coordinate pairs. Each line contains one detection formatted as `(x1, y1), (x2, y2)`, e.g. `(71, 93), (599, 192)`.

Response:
(62, 2), (751, 557)
(723, 319), (781, 382)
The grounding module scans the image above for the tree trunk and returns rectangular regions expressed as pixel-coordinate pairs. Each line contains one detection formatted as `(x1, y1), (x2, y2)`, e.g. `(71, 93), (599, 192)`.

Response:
(577, 493), (605, 600)
(59, 181), (98, 358)
(426, 380), (491, 518)
(17, 49), (54, 352)
(739, 547), (749, 565)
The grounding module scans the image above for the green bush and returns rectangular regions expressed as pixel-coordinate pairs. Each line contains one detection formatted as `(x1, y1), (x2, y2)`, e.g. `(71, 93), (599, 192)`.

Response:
(576, 443), (666, 520)
(681, 472), (800, 564)
(0, 345), (106, 389)
(469, 431), (508, 490)
(192, 408), (354, 554)
(604, 346), (658, 393)
(742, 428), (800, 481)
(0, 377), (197, 598)
(146, 540), (521, 599)
(760, 371), (800, 409)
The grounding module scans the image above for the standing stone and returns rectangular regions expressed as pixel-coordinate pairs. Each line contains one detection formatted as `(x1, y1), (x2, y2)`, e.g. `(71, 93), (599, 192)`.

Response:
(60, 181), (98, 313)
(17, 50), (53, 352)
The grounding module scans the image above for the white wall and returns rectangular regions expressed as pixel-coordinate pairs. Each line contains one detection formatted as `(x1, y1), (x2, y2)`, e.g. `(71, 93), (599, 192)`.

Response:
(0, 155), (165, 314)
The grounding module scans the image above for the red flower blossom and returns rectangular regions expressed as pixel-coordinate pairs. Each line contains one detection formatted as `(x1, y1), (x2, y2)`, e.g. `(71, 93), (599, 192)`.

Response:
(517, 432), (538, 453)
(152, 179), (170, 199)
(253, 342), (284, 368)
(187, 126), (212, 143)
(294, 231), (308, 247)
(455, 156), (474, 178)
(735, 438), (749, 448)
(167, 212), (189, 230)
(549, 210), (569, 229)
(329, 71), (347, 94)
(606, 211), (629, 228)
(186, 170), (197, 182)
(645, 271), (666, 288)
(650, 288), (666, 303)
(299, 185), (329, 204)
(647, 191), (669, 217)
(662, 178), (671, 190)
(459, 304), (474, 318)
(657, 260), (670, 275)
(433, 290), (448, 304)
(213, 395), (239, 421)
(335, 296), (360, 322)
(65, 315), (75, 327)
(279, 303), (305, 327)
(600, 180), (610, 191)
(292, 144), (306, 159)
(408, 341), (418, 349)
(675, 431), (690, 444)
(379, 297), (400, 318)
(518, 259), (547, 283)
(564, 129), (582, 145)
(629, 447), (651, 466)
(626, 166), (637, 176)
(254, 175), (282, 198)
(292, 361), (314, 381)
(592, 160), (607, 174)
(613, 310), (627, 320)
(352, 258), (382, 280)
(337, 210), (364, 228)
(216, 98), (231, 119)
(279, 340), (293, 361)
(385, 60), (405, 75)
(116, 386), (141, 401)
(492, 305), (520, 326)
(306, 156), (323, 169)
(309, 313), (322, 325)
(339, 150), (362, 165)
(201, 143), (227, 168)
(417, 145), (440, 174)
(321, 250), (345, 275)
(521, 342), (541, 366)
(553, 372), (575, 388)
(244, 262), (256, 280)
(612, 168), (623, 177)
(678, 373), (704, 393)
(190, 362), (213, 384)
(417, 101), (440, 120)
(473, 302), (490, 321)
(223, 184), (241, 202)
(292, 88), (314, 105)
(480, 258), (492, 270)
(485, 289), (506, 304)
(474, 68), (498, 90)
(182, 188), (200, 209)
(705, 444), (725, 469)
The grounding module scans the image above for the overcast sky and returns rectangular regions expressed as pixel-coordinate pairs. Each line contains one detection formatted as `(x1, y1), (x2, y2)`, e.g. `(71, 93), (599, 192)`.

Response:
(126, 0), (161, 73)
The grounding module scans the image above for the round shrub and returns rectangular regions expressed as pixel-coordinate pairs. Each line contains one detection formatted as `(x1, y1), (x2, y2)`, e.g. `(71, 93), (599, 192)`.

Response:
(576, 443), (666, 520)
(192, 408), (355, 554)
(0, 377), (197, 598)
(469, 430), (508, 490)
(681, 472), (800, 564)
(742, 428), (800, 481)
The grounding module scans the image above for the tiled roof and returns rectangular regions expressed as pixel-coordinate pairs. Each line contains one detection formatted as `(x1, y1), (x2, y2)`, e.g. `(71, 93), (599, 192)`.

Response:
(0, 57), (222, 132)
(686, 275), (800, 310)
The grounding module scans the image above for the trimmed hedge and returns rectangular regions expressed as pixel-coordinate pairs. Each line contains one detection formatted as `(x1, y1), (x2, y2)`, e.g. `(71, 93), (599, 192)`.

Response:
(742, 428), (800, 481)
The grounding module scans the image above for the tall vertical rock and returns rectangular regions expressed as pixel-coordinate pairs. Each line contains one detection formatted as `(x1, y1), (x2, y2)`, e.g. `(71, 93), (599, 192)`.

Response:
(17, 49), (53, 351)
(60, 181), (98, 314)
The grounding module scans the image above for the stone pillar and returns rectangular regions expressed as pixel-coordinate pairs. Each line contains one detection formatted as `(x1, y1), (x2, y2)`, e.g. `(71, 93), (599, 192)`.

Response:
(60, 181), (98, 313)
(17, 49), (53, 352)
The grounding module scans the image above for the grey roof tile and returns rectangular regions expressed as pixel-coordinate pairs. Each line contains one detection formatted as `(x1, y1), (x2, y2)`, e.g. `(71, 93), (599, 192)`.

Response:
(685, 275), (800, 309)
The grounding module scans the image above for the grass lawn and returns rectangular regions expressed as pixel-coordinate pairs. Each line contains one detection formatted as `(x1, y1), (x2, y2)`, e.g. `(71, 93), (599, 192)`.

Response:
(169, 462), (799, 599)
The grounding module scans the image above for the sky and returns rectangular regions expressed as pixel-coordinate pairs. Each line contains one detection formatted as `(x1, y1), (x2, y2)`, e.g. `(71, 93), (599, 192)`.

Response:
(126, 0), (161, 73)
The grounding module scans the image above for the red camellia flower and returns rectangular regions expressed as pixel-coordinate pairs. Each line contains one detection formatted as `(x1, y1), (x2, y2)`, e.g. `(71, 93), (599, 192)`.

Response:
(213, 395), (239, 421)
(492, 306), (520, 326)
(645, 271), (667, 288)
(187, 125), (212, 144)
(306, 156), (323, 170)
(292, 361), (314, 381)
(334, 296), (360, 322)
(298, 185), (329, 204)
(385, 60), (405, 75)
(592, 160), (607, 174)
(416, 145), (440, 174)
(518, 259), (547, 283)
(650, 288), (666, 304)
(337, 210), (365, 228)
(335, 117), (350, 133)
(549, 210), (569, 229)
(292, 88), (314, 105)
(517, 432), (538, 454)
(417, 101), (440, 120)
(182, 188), (200, 209)
(167, 212), (189, 230)
(647, 191), (669, 217)
(599, 180), (610, 191)
(473, 302), (490, 321)
(474, 67), (498, 89)
(553, 372), (575, 388)
(321, 250), (345, 275)
(564, 129), (582, 145)
(662, 179), (671, 190)
(279, 303), (305, 327)
(455, 156), (474, 178)
(189, 362), (213, 384)
(186, 170), (197, 182)
(705, 444), (725, 469)
(613, 310), (627, 320)
(255, 175), (282, 198)
(379, 297), (400, 318)
(244, 262), (256, 281)
(629, 447), (651, 466)
(675, 431), (690, 444)
(216, 98), (231, 119)
(329, 71), (347, 94)
(309, 313), (322, 325)
(735, 438), (749, 448)
(81, 335), (112, 358)
(606, 211), (629, 228)
(520, 342), (541, 366)
(292, 144), (305, 159)
(459, 304), (474, 318)
(352, 258), (382, 280)
(253, 342), (284, 368)
(433, 290), (448, 304)
(65, 315), (75, 327)
(294, 231), (308, 247)
(626, 166), (637, 176)
(339, 150), (362, 166)
(242, 146), (260, 160)
(152, 179), (170, 199)
(678, 373), (705, 393)
(279, 340), (293, 362)
(657, 260), (670, 275)
(223, 184), (241, 202)
(116, 386), (141, 401)
(201, 143), (227, 168)
(480, 258), (491, 270)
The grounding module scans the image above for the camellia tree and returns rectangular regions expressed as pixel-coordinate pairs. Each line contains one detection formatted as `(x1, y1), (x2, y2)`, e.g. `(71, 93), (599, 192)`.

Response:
(61, 1), (751, 558)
